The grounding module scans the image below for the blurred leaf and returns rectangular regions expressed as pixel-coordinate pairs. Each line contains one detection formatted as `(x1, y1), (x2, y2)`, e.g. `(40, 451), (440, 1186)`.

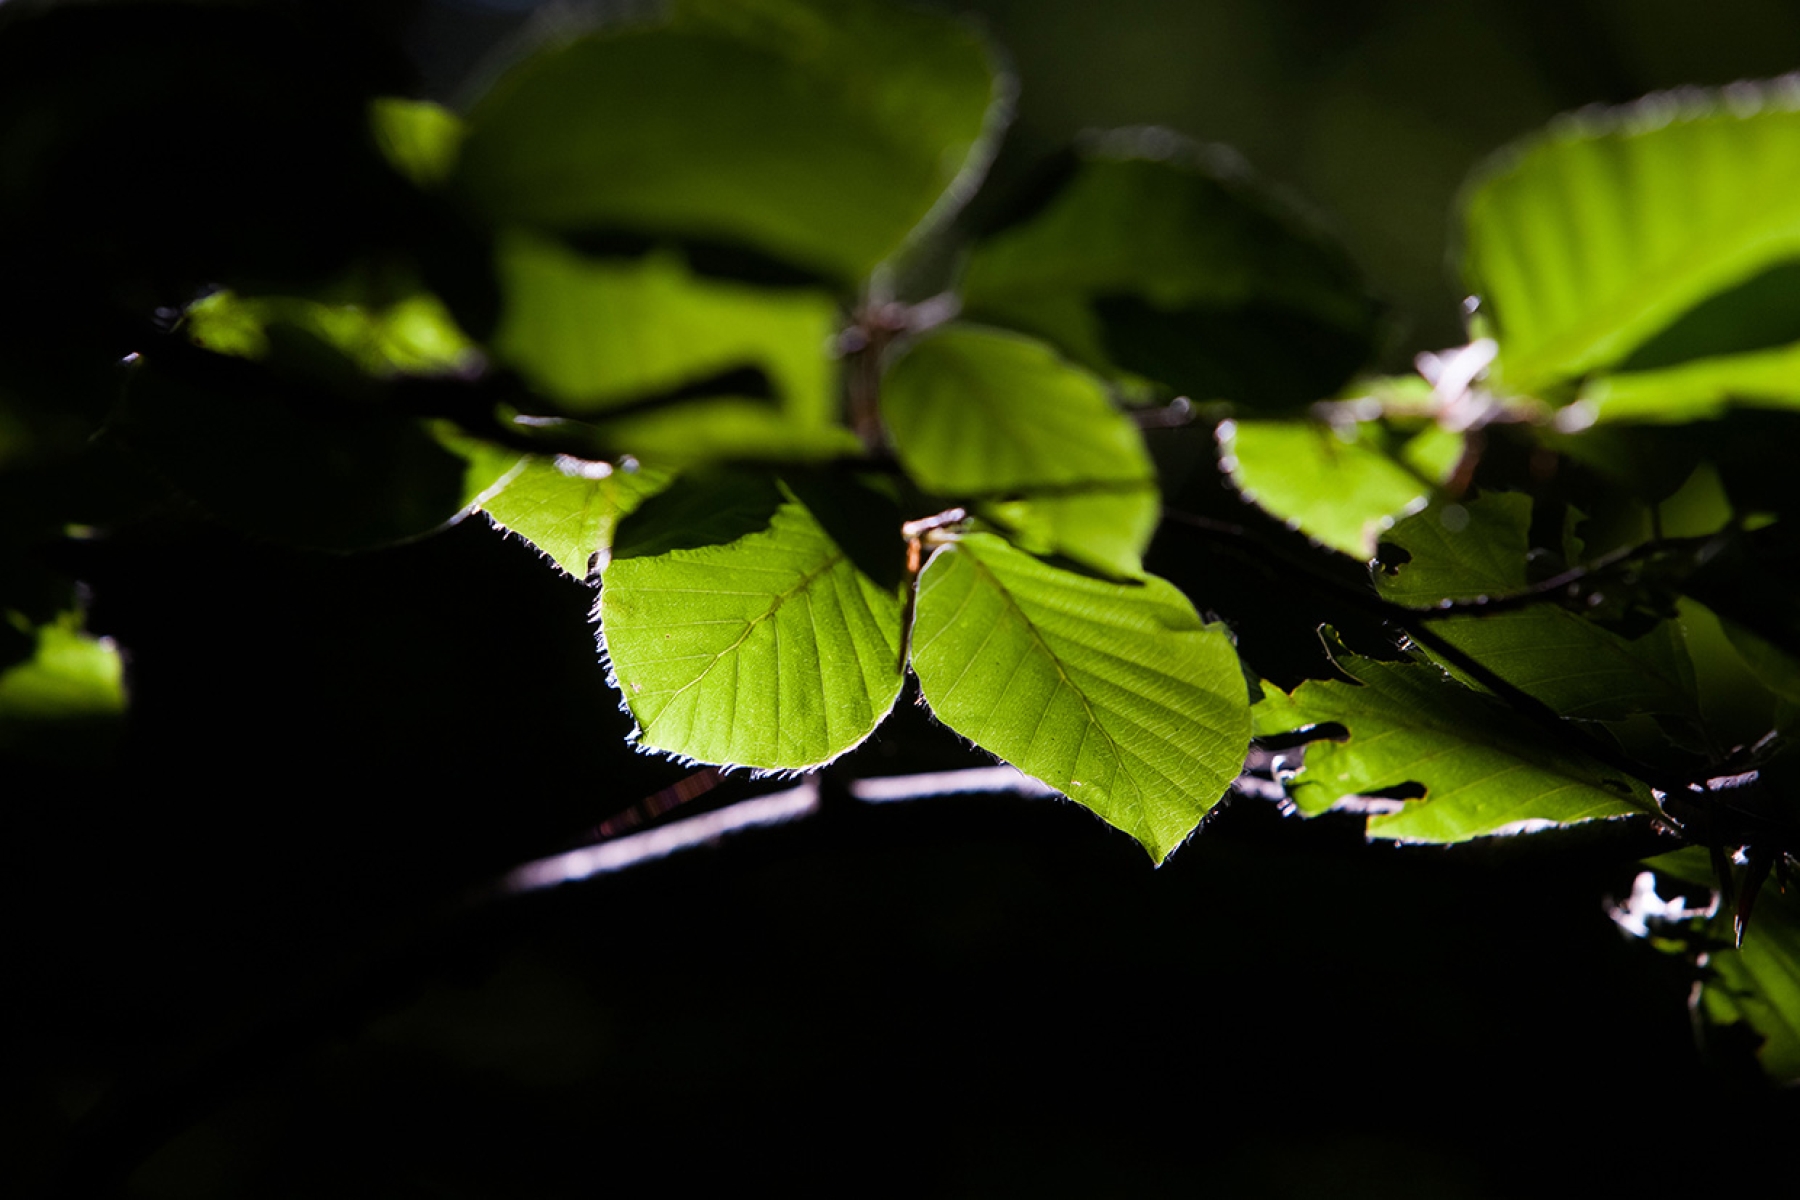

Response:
(909, 533), (1250, 863)
(1377, 493), (1699, 721)
(1221, 418), (1462, 559)
(370, 97), (463, 190)
(961, 129), (1379, 409)
(1580, 340), (1800, 423)
(1462, 80), (1800, 398)
(476, 457), (671, 578)
(1255, 654), (1656, 842)
(0, 611), (125, 762)
(599, 473), (905, 770)
(881, 326), (1157, 576)
(1647, 848), (1800, 1084)
(454, 0), (1007, 284)
(186, 290), (480, 377)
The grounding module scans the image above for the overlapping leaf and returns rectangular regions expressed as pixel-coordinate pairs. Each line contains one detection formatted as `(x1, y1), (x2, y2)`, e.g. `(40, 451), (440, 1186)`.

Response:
(1377, 492), (1699, 720)
(476, 457), (669, 578)
(1462, 79), (1800, 401)
(600, 474), (905, 770)
(960, 128), (1379, 409)
(909, 534), (1250, 862)
(1220, 417), (1462, 559)
(881, 326), (1157, 576)
(454, 0), (1007, 284)
(1254, 654), (1657, 842)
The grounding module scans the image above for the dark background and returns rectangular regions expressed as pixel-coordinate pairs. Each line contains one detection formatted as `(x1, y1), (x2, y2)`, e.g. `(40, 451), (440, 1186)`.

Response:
(7, 1), (1798, 1195)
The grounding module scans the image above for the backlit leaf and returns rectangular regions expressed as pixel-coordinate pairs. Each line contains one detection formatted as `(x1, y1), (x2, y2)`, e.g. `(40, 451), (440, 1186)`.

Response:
(1221, 418), (1462, 559)
(1462, 79), (1800, 398)
(477, 457), (670, 578)
(1377, 493), (1699, 720)
(909, 533), (1250, 862)
(881, 326), (1157, 576)
(454, 0), (1007, 284)
(599, 473), (905, 770)
(1254, 654), (1657, 842)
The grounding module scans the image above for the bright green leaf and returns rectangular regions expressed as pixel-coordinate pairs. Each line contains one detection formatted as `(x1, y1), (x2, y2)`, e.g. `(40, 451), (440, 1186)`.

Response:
(454, 0), (1007, 284)
(961, 129), (1379, 409)
(1462, 80), (1800, 396)
(1254, 654), (1656, 842)
(1221, 418), (1462, 559)
(1377, 493), (1699, 720)
(185, 289), (480, 376)
(477, 456), (670, 578)
(493, 230), (839, 425)
(881, 326), (1157, 576)
(0, 612), (125, 762)
(599, 474), (905, 770)
(909, 533), (1250, 863)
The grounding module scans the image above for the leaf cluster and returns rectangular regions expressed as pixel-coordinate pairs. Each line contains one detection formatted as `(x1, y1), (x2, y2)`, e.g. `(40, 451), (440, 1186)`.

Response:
(3, 0), (1799, 1084)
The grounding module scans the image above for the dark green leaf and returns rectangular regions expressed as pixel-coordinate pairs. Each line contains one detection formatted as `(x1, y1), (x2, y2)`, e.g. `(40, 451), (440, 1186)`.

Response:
(961, 130), (1379, 409)
(454, 0), (1007, 284)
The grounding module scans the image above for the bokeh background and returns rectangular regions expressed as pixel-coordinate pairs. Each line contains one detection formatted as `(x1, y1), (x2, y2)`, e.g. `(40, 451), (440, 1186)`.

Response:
(10, 1), (1800, 1195)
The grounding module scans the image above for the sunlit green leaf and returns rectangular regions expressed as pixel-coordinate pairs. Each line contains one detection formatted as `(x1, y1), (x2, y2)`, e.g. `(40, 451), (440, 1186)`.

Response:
(909, 533), (1250, 862)
(881, 326), (1157, 576)
(476, 457), (670, 578)
(454, 0), (1007, 284)
(1254, 653), (1656, 842)
(1462, 80), (1800, 397)
(599, 473), (905, 770)
(492, 231), (839, 423)
(1377, 493), (1698, 720)
(185, 289), (480, 376)
(961, 129), (1379, 408)
(1221, 418), (1462, 559)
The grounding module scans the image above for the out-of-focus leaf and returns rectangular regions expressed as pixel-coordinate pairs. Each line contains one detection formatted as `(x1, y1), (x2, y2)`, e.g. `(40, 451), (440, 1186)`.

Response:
(1646, 848), (1800, 1084)
(370, 97), (463, 190)
(185, 290), (481, 377)
(492, 231), (839, 421)
(599, 473), (905, 770)
(909, 533), (1250, 863)
(476, 457), (670, 578)
(454, 0), (1008, 284)
(1254, 654), (1656, 842)
(0, 612), (125, 762)
(961, 129), (1379, 409)
(1462, 79), (1800, 399)
(881, 326), (1157, 576)
(1221, 418), (1462, 559)
(1376, 493), (1699, 721)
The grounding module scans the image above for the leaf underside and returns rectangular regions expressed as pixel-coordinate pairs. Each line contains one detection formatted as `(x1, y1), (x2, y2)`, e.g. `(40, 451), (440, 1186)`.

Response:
(909, 534), (1250, 862)
(600, 478), (904, 770)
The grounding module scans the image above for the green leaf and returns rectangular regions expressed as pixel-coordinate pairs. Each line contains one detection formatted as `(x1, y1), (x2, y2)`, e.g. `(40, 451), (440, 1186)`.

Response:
(1646, 848), (1800, 1084)
(185, 289), (481, 377)
(453, 0), (1007, 284)
(476, 457), (670, 578)
(1462, 80), (1800, 397)
(909, 533), (1250, 863)
(961, 129), (1379, 409)
(369, 97), (463, 190)
(1579, 340), (1800, 424)
(492, 231), (839, 423)
(1254, 654), (1656, 842)
(881, 326), (1158, 576)
(0, 611), (125, 762)
(1221, 418), (1463, 559)
(599, 473), (905, 770)
(1376, 493), (1699, 721)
